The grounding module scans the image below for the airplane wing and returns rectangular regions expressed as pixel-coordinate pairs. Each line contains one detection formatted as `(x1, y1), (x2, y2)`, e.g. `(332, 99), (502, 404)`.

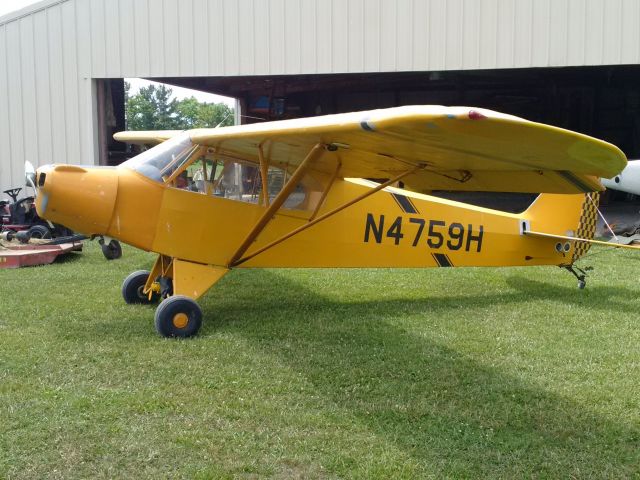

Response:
(113, 130), (183, 146)
(119, 106), (626, 194)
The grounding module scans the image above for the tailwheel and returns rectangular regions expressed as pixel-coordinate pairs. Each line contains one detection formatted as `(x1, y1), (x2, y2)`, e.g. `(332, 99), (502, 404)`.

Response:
(154, 295), (202, 338)
(100, 238), (122, 260)
(563, 264), (593, 290)
(122, 270), (160, 304)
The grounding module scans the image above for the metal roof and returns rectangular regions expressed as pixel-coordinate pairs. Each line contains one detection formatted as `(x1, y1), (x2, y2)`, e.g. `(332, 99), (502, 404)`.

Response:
(0, 0), (69, 26)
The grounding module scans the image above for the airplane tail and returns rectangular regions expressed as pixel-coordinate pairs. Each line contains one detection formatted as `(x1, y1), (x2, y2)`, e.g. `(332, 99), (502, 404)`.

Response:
(523, 192), (600, 263)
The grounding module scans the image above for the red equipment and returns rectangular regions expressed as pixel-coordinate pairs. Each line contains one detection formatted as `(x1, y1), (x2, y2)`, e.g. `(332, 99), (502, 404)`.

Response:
(0, 240), (83, 269)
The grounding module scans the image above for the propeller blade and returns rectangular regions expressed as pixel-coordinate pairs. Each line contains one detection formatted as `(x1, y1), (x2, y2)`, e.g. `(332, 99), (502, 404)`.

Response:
(25, 161), (37, 191)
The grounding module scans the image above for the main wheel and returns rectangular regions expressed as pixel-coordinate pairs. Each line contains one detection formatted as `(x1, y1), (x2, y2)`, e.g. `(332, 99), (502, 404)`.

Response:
(154, 295), (202, 338)
(101, 239), (122, 260)
(122, 270), (159, 304)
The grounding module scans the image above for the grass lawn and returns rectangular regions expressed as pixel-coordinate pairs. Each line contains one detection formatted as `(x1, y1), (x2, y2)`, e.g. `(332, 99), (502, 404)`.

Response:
(1, 241), (639, 478)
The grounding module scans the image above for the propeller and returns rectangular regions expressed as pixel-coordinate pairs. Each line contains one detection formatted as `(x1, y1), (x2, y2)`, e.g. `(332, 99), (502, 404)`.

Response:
(25, 161), (36, 192)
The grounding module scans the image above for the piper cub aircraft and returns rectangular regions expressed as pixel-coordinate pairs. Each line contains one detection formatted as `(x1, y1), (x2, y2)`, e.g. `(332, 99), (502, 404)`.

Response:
(32, 106), (629, 337)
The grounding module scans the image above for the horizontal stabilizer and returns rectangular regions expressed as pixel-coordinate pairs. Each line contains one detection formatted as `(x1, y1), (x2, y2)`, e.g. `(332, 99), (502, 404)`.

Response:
(523, 229), (640, 251)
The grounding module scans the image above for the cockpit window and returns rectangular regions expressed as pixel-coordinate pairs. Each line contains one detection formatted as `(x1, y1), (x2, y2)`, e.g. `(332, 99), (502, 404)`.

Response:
(121, 132), (198, 182)
(122, 134), (322, 211)
(186, 157), (310, 209)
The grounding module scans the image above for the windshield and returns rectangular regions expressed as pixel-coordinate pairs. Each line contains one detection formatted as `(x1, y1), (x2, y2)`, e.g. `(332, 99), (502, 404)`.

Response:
(121, 132), (198, 182)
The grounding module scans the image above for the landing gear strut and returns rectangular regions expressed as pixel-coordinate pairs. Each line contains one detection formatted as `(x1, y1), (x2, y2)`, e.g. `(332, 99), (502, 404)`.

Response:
(121, 270), (201, 338)
(564, 264), (592, 289)
(122, 257), (226, 338)
(98, 236), (122, 260)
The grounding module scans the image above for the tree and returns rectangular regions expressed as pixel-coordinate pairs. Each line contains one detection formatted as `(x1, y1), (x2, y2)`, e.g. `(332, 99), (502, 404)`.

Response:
(174, 97), (234, 128)
(174, 97), (200, 129)
(193, 101), (234, 128)
(125, 81), (234, 131)
(126, 83), (179, 130)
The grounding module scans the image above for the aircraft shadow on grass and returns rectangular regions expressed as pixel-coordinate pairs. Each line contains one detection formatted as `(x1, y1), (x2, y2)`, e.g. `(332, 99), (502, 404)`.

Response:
(505, 275), (640, 314)
(202, 270), (639, 477)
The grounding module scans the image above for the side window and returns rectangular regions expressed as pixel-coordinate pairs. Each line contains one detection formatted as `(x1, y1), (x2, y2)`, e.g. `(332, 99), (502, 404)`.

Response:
(169, 151), (322, 212)
(190, 157), (219, 194)
(210, 159), (307, 209)
(265, 168), (306, 209)
(170, 156), (220, 194)
(215, 161), (262, 203)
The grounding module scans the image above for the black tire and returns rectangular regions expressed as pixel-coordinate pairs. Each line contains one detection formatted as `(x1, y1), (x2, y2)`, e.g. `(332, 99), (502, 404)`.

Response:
(101, 239), (122, 260)
(154, 295), (202, 338)
(16, 230), (31, 244)
(122, 270), (159, 304)
(27, 224), (51, 239)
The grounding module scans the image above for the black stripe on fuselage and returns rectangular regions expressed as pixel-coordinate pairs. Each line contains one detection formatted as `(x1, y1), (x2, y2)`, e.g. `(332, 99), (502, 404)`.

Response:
(390, 193), (419, 214)
(432, 253), (453, 267)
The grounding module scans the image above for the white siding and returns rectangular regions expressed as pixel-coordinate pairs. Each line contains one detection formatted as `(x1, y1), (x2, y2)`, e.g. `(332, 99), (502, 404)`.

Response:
(1, 0), (640, 190)
(61, 0), (81, 165)
(33, 10), (53, 165)
(192, 0), (209, 76)
(5, 20), (24, 184)
(0, 27), (12, 185)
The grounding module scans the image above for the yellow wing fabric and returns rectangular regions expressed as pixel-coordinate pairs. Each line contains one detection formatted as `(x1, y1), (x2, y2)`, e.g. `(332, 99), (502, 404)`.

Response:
(194, 106), (627, 193)
(189, 106), (625, 194)
(114, 130), (183, 146)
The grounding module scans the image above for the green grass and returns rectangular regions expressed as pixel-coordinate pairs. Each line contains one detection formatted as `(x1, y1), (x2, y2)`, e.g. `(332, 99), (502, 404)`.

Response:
(1, 242), (639, 478)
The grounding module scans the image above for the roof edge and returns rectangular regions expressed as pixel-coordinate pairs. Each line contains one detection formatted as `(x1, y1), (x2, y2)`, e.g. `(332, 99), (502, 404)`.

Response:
(0, 0), (70, 26)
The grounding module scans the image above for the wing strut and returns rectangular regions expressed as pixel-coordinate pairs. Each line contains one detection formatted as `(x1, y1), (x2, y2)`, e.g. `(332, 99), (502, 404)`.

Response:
(228, 143), (326, 266)
(258, 143), (270, 207)
(232, 165), (423, 267)
(309, 157), (342, 221)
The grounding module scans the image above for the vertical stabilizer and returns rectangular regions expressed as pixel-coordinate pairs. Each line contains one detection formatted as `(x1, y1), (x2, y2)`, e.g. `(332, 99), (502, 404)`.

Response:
(524, 192), (600, 263)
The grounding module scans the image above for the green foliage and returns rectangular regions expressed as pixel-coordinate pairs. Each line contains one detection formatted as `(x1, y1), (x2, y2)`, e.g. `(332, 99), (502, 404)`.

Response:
(125, 81), (234, 131)
(1, 243), (639, 478)
(175, 97), (234, 129)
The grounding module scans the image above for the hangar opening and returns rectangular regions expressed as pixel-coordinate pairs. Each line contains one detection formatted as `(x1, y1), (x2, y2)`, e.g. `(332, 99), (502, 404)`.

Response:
(104, 65), (640, 161)
(99, 64), (640, 213)
(152, 64), (640, 158)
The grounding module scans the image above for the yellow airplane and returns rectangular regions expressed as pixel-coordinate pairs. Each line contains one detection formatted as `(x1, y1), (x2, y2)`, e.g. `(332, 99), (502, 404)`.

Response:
(31, 106), (629, 337)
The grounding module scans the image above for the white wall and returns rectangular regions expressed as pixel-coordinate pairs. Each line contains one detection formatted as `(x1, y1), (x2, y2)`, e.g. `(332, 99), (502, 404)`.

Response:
(1, 0), (639, 191)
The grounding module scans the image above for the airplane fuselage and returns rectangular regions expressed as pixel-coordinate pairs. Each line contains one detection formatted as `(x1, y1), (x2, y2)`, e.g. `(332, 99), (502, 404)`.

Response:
(35, 165), (586, 271)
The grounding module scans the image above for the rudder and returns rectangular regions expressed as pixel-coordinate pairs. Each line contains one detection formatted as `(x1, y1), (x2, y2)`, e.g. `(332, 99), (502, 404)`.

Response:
(571, 192), (600, 262)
